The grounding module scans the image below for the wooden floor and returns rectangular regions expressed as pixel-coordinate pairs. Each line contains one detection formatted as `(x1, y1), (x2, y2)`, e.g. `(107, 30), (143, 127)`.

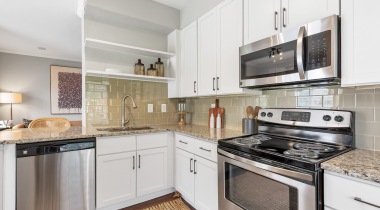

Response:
(121, 193), (196, 210)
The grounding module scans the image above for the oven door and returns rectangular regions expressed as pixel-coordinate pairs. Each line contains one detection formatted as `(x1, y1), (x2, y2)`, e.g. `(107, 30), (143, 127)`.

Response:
(218, 149), (317, 210)
(240, 15), (339, 89)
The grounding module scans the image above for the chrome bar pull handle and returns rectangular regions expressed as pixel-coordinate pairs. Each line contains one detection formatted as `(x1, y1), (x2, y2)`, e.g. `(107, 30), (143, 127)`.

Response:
(200, 147), (211, 152)
(216, 77), (219, 90)
(138, 155), (141, 168)
(179, 140), (188, 145)
(213, 78), (216, 91)
(354, 197), (380, 208)
(194, 159), (197, 174)
(133, 156), (135, 170)
(194, 81), (196, 93)
(190, 158), (193, 172)
(274, 11), (278, 30)
(296, 26), (306, 80)
(283, 8), (287, 27)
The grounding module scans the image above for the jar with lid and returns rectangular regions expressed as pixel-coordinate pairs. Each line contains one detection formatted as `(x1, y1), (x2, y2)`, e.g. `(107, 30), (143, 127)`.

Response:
(147, 64), (157, 76)
(155, 58), (164, 77)
(134, 59), (141, 75)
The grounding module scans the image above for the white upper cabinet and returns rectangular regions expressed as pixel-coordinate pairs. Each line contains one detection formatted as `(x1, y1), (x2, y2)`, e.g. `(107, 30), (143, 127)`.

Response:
(244, 0), (339, 44)
(181, 21), (198, 97)
(198, 8), (218, 96)
(244, 0), (281, 45)
(341, 0), (380, 87)
(282, 0), (339, 31)
(217, 0), (244, 94)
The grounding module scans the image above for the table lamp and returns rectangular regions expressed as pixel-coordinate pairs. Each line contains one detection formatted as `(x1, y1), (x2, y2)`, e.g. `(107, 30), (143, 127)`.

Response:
(0, 92), (23, 123)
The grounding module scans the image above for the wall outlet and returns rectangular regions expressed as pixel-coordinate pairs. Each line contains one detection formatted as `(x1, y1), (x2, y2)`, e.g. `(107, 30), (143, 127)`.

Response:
(161, 104), (167, 112)
(148, 104), (154, 113)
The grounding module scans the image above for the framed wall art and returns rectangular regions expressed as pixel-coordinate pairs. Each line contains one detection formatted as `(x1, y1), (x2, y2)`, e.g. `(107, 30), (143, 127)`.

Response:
(50, 65), (82, 114)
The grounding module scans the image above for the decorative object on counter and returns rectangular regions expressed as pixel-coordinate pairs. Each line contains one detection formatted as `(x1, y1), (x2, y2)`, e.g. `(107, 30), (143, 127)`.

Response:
(210, 112), (215, 129)
(242, 106), (259, 134)
(155, 58), (165, 77)
(216, 112), (221, 129)
(178, 103), (186, 112)
(28, 117), (71, 133)
(50, 65), (82, 114)
(0, 92), (22, 127)
(177, 112), (188, 126)
(147, 64), (157, 76)
(134, 59), (145, 75)
(208, 99), (225, 128)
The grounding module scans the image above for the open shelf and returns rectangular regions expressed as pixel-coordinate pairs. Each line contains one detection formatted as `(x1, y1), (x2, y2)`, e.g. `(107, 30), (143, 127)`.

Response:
(86, 70), (176, 83)
(85, 38), (176, 59)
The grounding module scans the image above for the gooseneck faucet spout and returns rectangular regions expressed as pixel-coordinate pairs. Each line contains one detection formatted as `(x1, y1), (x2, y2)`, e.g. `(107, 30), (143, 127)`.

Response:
(121, 95), (137, 127)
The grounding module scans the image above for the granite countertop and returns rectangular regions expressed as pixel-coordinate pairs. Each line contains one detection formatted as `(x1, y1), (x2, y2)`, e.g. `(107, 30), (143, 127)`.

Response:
(321, 149), (380, 184)
(0, 124), (246, 144)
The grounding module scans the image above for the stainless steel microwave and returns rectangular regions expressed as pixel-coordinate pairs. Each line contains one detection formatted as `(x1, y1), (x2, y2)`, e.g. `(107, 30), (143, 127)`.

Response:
(240, 15), (340, 89)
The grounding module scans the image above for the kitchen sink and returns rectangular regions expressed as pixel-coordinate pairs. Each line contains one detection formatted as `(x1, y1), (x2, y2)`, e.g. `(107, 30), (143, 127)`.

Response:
(97, 126), (154, 132)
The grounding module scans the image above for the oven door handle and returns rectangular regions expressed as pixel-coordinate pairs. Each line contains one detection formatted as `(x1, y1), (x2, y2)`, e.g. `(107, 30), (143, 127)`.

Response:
(296, 26), (306, 80)
(218, 148), (313, 182)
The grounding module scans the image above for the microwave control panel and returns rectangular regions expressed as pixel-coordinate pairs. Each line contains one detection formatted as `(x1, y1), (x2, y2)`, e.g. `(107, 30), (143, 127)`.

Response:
(305, 30), (331, 70)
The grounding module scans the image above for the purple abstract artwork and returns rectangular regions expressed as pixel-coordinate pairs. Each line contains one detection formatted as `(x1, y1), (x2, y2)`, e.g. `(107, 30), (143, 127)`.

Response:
(57, 72), (82, 111)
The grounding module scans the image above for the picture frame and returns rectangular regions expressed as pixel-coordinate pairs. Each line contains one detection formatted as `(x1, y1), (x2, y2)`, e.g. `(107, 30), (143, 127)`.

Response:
(50, 65), (82, 114)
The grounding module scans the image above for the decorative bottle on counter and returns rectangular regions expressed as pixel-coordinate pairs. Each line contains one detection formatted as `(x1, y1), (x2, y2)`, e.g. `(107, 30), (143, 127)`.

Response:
(147, 64), (157, 76)
(155, 58), (164, 77)
(134, 59), (145, 75)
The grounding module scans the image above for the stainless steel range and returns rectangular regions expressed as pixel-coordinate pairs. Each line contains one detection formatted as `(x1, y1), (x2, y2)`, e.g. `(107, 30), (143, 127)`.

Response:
(218, 108), (354, 210)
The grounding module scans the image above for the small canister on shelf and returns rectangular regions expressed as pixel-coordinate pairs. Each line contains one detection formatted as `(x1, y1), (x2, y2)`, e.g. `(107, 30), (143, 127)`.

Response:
(155, 58), (164, 77)
(147, 64), (157, 76)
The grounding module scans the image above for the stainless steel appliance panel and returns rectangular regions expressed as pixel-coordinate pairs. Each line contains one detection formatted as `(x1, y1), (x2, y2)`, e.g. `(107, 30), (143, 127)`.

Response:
(17, 148), (95, 210)
(218, 150), (316, 210)
(240, 15), (339, 89)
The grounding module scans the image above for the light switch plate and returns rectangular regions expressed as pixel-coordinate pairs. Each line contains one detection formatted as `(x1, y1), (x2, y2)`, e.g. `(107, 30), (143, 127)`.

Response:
(148, 104), (154, 113)
(161, 104), (167, 112)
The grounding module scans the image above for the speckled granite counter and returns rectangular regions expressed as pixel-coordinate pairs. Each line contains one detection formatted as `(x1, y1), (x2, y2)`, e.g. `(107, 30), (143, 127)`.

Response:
(321, 149), (380, 184)
(0, 124), (246, 144)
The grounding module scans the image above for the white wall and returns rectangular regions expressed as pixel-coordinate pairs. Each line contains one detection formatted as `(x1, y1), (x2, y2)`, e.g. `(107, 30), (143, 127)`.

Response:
(0, 52), (82, 124)
(180, 0), (224, 29)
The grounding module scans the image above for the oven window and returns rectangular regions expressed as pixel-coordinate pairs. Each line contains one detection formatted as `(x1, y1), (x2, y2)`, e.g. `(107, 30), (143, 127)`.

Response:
(225, 163), (298, 210)
(240, 40), (298, 80)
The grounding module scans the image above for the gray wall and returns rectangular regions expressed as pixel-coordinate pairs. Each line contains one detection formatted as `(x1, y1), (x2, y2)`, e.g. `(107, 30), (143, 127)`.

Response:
(180, 0), (224, 29)
(0, 52), (82, 124)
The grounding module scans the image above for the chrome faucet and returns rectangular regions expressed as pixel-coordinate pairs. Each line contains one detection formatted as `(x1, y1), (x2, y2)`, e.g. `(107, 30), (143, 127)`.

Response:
(121, 95), (137, 127)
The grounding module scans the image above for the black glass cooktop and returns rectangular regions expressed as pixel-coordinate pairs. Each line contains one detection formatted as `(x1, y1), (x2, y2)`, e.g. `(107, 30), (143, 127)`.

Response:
(218, 134), (352, 171)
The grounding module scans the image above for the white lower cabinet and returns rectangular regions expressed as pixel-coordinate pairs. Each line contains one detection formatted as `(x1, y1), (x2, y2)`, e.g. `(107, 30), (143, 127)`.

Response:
(194, 156), (218, 210)
(324, 172), (380, 210)
(175, 134), (218, 210)
(97, 152), (137, 208)
(96, 133), (171, 209)
(137, 147), (168, 197)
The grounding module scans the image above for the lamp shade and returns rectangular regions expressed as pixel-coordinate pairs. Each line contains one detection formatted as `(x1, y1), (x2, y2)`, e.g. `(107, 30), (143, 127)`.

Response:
(0, 92), (22, 104)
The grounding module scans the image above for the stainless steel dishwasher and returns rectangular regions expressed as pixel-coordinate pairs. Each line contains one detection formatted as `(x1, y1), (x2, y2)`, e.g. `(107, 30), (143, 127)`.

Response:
(16, 138), (96, 210)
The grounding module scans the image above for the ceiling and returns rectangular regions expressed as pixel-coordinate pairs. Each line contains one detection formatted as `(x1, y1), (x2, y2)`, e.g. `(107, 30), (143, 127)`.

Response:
(153, 0), (190, 10)
(0, 0), (81, 61)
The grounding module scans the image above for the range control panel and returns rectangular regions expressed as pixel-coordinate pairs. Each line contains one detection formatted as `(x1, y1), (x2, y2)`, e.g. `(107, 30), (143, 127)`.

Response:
(258, 108), (352, 128)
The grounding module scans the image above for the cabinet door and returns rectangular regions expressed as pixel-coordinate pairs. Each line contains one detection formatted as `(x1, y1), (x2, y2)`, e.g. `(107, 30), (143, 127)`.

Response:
(217, 0), (243, 95)
(282, 0), (339, 31)
(175, 148), (195, 204)
(194, 156), (218, 210)
(137, 147), (168, 197)
(96, 152), (136, 208)
(198, 8), (218, 96)
(181, 21), (198, 97)
(341, 0), (380, 87)
(244, 0), (281, 44)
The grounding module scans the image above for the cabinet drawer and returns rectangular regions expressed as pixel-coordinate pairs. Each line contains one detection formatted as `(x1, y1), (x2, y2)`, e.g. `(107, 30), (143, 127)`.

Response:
(97, 136), (136, 155)
(175, 134), (195, 153)
(136, 133), (168, 150)
(324, 173), (380, 210)
(194, 139), (217, 162)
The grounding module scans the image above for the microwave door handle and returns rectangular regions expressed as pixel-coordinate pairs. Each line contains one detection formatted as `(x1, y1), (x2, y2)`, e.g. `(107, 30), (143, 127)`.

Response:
(296, 26), (306, 80)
